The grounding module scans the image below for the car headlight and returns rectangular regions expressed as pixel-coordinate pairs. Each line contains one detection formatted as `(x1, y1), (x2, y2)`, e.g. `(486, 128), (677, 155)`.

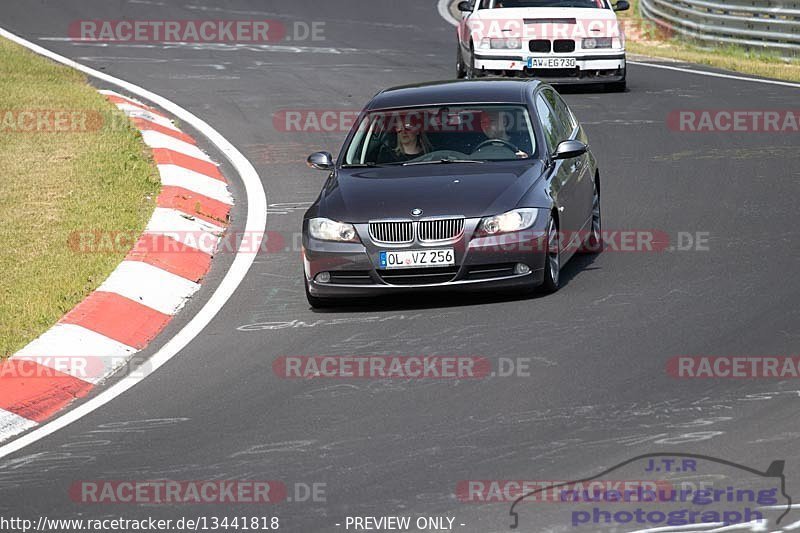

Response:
(477, 209), (538, 236)
(490, 37), (522, 49)
(308, 218), (360, 242)
(582, 37), (613, 49)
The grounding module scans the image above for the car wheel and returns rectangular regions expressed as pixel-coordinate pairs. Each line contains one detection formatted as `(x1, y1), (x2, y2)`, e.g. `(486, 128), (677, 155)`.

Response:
(465, 43), (476, 79)
(539, 215), (561, 294)
(456, 42), (467, 79)
(578, 180), (602, 254)
(607, 74), (626, 92)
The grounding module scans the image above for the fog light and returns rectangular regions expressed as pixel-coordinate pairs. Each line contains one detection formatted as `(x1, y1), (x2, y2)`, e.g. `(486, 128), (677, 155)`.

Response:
(514, 263), (531, 275)
(315, 272), (331, 283)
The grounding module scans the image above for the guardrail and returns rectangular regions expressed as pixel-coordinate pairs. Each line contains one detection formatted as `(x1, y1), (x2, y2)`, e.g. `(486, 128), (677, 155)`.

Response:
(639, 0), (800, 56)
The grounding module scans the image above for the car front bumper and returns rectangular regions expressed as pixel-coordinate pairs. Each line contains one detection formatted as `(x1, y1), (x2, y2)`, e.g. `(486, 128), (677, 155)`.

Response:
(303, 218), (549, 299)
(473, 53), (625, 84)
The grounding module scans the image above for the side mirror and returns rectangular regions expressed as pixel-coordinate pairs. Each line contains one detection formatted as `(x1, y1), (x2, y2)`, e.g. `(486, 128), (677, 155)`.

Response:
(307, 151), (334, 170)
(613, 0), (630, 11)
(553, 140), (588, 160)
(457, 1), (473, 12)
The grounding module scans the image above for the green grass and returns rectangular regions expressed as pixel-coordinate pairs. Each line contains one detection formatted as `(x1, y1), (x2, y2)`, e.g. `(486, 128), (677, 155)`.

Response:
(621, 0), (800, 82)
(0, 37), (160, 358)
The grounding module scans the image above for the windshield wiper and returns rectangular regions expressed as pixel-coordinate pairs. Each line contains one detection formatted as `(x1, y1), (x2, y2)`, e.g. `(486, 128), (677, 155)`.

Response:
(403, 158), (485, 166)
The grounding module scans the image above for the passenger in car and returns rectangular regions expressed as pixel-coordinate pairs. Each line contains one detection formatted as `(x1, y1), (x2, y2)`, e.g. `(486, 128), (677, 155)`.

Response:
(377, 122), (433, 163)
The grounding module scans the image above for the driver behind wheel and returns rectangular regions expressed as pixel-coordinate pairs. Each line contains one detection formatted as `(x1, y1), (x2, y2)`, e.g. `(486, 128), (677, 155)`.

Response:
(478, 109), (531, 158)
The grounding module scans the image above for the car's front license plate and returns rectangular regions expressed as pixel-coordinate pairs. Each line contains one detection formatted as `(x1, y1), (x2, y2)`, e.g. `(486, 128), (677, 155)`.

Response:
(527, 57), (577, 69)
(379, 249), (455, 269)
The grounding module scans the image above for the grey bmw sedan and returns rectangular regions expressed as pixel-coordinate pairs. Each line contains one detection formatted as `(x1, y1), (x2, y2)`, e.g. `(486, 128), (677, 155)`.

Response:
(302, 79), (601, 307)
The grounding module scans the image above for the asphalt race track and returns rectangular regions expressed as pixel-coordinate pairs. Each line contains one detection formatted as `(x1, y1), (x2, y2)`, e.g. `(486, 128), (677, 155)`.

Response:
(0, 1), (799, 532)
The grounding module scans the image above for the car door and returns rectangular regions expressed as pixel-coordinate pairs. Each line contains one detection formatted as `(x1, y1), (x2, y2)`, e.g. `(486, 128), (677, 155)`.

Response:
(534, 89), (583, 256)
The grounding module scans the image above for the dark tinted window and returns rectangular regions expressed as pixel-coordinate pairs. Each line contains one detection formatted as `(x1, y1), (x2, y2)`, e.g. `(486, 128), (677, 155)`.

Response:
(494, 0), (603, 7)
(541, 88), (576, 140)
(534, 94), (560, 153)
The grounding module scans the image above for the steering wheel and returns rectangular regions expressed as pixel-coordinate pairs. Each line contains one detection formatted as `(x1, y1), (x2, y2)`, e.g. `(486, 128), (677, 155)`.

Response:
(474, 138), (521, 153)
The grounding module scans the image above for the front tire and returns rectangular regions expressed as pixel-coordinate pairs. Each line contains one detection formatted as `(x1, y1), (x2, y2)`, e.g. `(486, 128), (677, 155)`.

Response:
(607, 71), (627, 92)
(578, 180), (602, 254)
(538, 216), (561, 294)
(456, 42), (467, 79)
(465, 43), (477, 79)
(608, 81), (626, 92)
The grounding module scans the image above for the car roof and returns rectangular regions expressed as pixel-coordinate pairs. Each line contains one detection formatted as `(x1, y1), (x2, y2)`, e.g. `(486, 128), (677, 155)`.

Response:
(366, 79), (542, 110)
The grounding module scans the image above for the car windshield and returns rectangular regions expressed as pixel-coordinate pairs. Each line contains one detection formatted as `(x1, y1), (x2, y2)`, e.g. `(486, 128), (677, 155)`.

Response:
(342, 105), (537, 166)
(488, 0), (606, 8)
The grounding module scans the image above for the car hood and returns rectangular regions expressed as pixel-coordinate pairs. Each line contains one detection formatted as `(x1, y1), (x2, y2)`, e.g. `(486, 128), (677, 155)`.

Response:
(473, 6), (618, 21)
(317, 161), (545, 223)
(470, 7), (620, 38)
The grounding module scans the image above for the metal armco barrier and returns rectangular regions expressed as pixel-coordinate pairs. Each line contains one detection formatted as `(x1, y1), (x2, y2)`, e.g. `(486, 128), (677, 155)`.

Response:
(640, 0), (800, 56)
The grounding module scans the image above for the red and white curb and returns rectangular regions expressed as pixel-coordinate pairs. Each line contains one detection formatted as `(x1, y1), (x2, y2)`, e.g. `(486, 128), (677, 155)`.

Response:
(0, 90), (233, 442)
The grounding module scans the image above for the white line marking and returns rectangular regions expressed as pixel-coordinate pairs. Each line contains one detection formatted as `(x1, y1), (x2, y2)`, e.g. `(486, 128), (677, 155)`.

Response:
(145, 207), (224, 253)
(760, 504), (800, 510)
(436, 0), (800, 89)
(115, 104), (181, 130)
(98, 89), (150, 108)
(0, 26), (267, 458)
(140, 130), (212, 161)
(628, 60), (800, 89)
(15, 354), (134, 386)
(38, 37), (379, 55)
(0, 412), (37, 441)
(12, 324), (137, 384)
(146, 207), (225, 234)
(12, 324), (137, 360)
(96, 262), (201, 315)
(158, 164), (234, 205)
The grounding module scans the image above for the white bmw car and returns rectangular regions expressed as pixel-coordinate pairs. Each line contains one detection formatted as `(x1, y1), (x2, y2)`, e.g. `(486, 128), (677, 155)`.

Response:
(456, 0), (629, 90)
